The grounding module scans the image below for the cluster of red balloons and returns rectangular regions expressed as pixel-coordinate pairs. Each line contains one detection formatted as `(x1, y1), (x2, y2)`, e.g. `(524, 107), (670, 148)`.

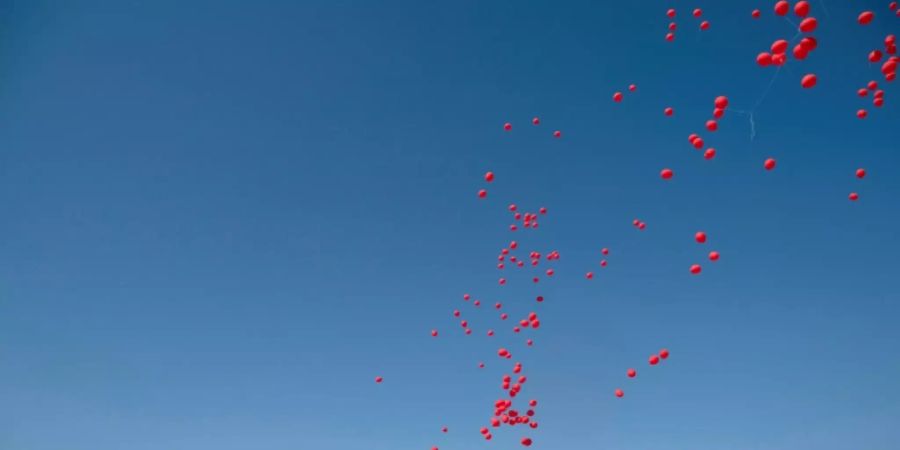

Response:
(849, 168), (867, 201)
(613, 84), (637, 103)
(690, 231), (721, 275)
(616, 349), (671, 398)
(856, 33), (897, 119)
(502, 118), (563, 139)
(756, 1), (820, 89)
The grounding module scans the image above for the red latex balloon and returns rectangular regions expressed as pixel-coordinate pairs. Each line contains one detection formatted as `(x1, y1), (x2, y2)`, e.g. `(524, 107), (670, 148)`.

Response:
(774, 1), (789, 16)
(857, 109), (868, 119)
(764, 158), (777, 170)
(714, 96), (729, 109)
(660, 168), (674, 180)
(375, 376), (383, 383)
(799, 17), (817, 33)
(752, 9), (761, 18)
(757, 52), (773, 66)
(706, 120), (718, 131)
(709, 251), (720, 261)
(800, 37), (817, 51)
(586, 272), (594, 279)
(858, 11), (874, 25)
(667, 8), (676, 18)
(870, 50), (883, 63)
(664, 107), (674, 116)
(858, 88), (869, 97)
(627, 368), (637, 378)
(700, 21), (710, 30)
(690, 264), (702, 274)
(649, 355), (660, 365)
(856, 168), (867, 179)
(772, 40), (788, 54)
(772, 53), (787, 66)
(660, 349), (670, 359)
(665, 32), (675, 42)
(602, 248), (609, 255)
(693, 8), (702, 17)
(704, 148), (716, 160)
(431, 329), (438, 337)
(615, 389), (624, 398)
(485, 172), (495, 182)
(503, 123), (512, 131)
(478, 189), (487, 198)
(794, 1), (810, 16)
(553, 130), (562, 138)
(801, 74), (817, 88)
(532, 117), (540, 125)
(695, 231), (707, 243)
(629, 84), (637, 91)
(521, 438), (533, 447)
(613, 92), (623, 102)
(849, 192), (859, 201)
(793, 44), (808, 60)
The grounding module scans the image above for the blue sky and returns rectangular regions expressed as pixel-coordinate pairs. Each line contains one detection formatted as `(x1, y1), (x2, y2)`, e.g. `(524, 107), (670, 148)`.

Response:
(1, 1), (899, 449)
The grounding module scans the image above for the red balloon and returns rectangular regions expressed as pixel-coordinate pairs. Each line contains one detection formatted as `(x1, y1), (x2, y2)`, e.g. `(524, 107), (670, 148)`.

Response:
(752, 9), (761, 18)
(757, 52), (773, 66)
(375, 376), (383, 383)
(613, 92), (623, 102)
(664, 107), (674, 116)
(856, 168), (866, 179)
(870, 50), (883, 63)
(602, 247), (609, 255)
(536, 295), (544, 302)
(586, 272), (594, 279)
(669, 22), (677, 31)
(660, 168), (674, 180)
(858, 88), (868, 97)
(649, 354), (660, 365)
(503, 123), (512, 131)
(713, 107), (724, 118)
(700, 21), (710, 30)
(764, 158), (777, 170)
(849, 192), (859, 201)
(794, 1), (810, 16)
(600, 260), (607, 267)
(772, 40), (788, 54)
(774, 1), (789, 16)
(667, 8), (676, 18)
(627, 368), (637, 378)
(799, 17), (817, 33)
(521, 438), (533, 447)
(693, 138), (704, 149)
(660, 349), (670, 359)
(629, 84), (637, 92)
(892, 2), (898, 11)
(868, 80), (878, 90)
(532, 117), (540, 125)
(615, 389), (624, 398)
(709, 251), (720, 261)
(706, 120), (718, 131)
(793, 44), (808, 60)
(714, 95), (729, 109)
(431, 329), (438, 337)
(539, 207), (548, 214)
(690, 264), (702, 274)
(485, 171), (495, 182)
(478, 189), (487, 198)
(553, 130), (562, 138)
(695, 231), (707, 243)
(704, 148), (716, 160)
(801, 74), (817, 88)
(772, 53), (787, 66)
(693, 8), (702, 17)
(665, 32), (675, 42)
(858, 11), (874, 25)
(857, 109), (868, 119)
(874, 97), (884, 107)
(800, 37), (817, 51)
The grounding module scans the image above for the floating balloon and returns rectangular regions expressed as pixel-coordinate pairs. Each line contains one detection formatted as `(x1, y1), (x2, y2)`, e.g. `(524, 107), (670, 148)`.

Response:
(799, 17), (817, 33)
(666, 32), (675, 42)
(794, 1), (810, 16)
(757, 52), (773, 66)
(690, 264), (702, 274)
(553, 130), (562, 138)
(431, 329), (438, 337)
(504, 123), (512, 131)
(772, 40), (789, 54)
(615, 389), (624, 398)
(849, 192), (859, 201)
(801, 74), (817, 88)
(629, 84), (637, 91)
(700, 21), (710, 30)
(649, 354), (660, 365)
(693, 8), (702, 17)
(660, 349), (670, 359)
(664, 107), (674, 116)
(764, 158), (777, 170)
(858, 11), (874, 25)
(667, 8), (676, 18)
(613, 92), (623, 102)
(856, 168), (867, 179)
(704, 148), (716, 159)
(661, 168), (674, 180)
(857, 109), (868, 119)
(695, 231), (707, 243)
(521, 438), (533, 446)
(532, 117), (540, 125)
(375, 376), (383, 383)
(714, 96), (729, 109)
(627, 368), (637, 378)
(485, 172), (495, 182)
(774, 1), (789, 16)
(706, 120), (718, 131)
(478, 189), (487, 198)
(709, 251), (720, 261)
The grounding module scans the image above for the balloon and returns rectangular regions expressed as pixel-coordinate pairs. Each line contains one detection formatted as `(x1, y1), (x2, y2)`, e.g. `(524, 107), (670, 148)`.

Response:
(772, 53), (787, 66)
(856, 168), (866, 179)
(700, 21), (710, 30)
(669, 22), (677, 31)
(375, 376), (383, 383)
(772, 40), (788, 54)
(799, 17), (817, 33)
(774, 1), (789, 16)
(667, 9), (676, 18)
(536, 295), (544, 302)
(664, 107), (674, 116)
(752, 9), (761, 18)
(532, 117), (540, 125)
(660, 168), (674, 180)
(713, 107), (725, 118)
(504, 123), (512, 131)
(695, 231), (707, 243)
(858, 88), (868, 97)
(613, 92), (624, 102)
(794, 1), (810, 16)
(800, 37), (817, 51)
(693, 137), (704, 149)
(874, 98), (884, 107)
(849, 192), (859, 201)
(431, 329), (438, 337)
(858, 11), (874, 25)
(602, 248), (609, 255)
(478, 189), (487, 198)
(704, 148), (716, 159)
(793, 44), (808, 60)
(629, 84), (637, 91)
(521, 438), (533, 446)
(693, 8), (702, 17)
(706, 120), (718, 131)
(666, 33), (675, 42)
(615, 389), (624, 398)
(463, 294), (470, 301)
(870, 50), (883, 62)
(801, 74), (817, 88)
(485, 172), (495, 182)
(586, 272), (594, 279)
(764, 158), (777, 170)
(690, 264), (702, 274)
(539, 207), (548, 214)
(649, 354), (660, 365)
(757, 52), (773, 66)
(868, 80), (878, 90)
(660, 349), (670, 359)
(715, 95), (729, 109)
(709, 251), (720, 261)
(627, 368), (637, 378)
(600, 260), (607, 267)
(857, 109), (868, 119)
(553, 130), (562, 138)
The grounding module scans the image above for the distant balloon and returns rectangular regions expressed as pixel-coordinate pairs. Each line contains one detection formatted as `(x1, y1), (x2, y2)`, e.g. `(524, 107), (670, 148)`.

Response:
(375, 376), (383, 383)
(627, 368), (637, 378)
(664, 107), (674, 116)
(764, 158), (777, 170)
(695, 231), (707, 243)
(704, 148), (716, 160)
(485, 172), (495, 182)
(613, 92), (624, 102)
(532, 117), (540, 125)
(794, 1), (810, 16)
(660, 168), (674, 180)
(504, 123), (512, 131)
(690, 264), (702, 274)
(858, 11), (874, 25)
(799, 17), (817, 33)
(709, 251), (720, 261)
(856, 168), (867, 179)
(801, 74), (817, 88)
(774, 1), (789, 16)
(615, 389), (624, 398)
(478, 189), (487, 198)
(660, 349), (670, 359)
(849, 192), (859, 201)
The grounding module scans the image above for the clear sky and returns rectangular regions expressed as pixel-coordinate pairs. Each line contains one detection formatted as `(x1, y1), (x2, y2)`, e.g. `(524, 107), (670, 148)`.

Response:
(1, 1), (899, 449)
